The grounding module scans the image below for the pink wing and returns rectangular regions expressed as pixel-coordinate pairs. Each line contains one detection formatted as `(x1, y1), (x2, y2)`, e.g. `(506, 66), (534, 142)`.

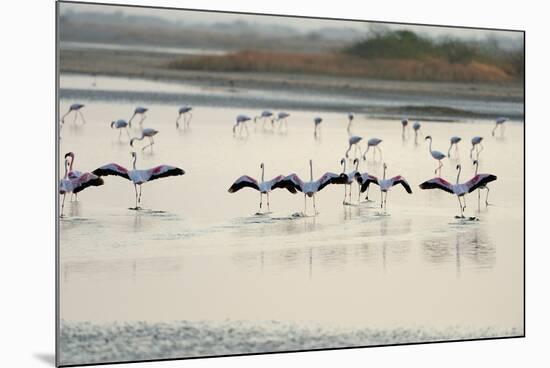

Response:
(72, 172), (104, 194)
(147, 165), (185, 182)
(270, 175), (298, 193)
(465, 174), (497, 193)
(390, 175), (413, 193)
(419, 177), (454, 194)
(275, 174), (304, 192)
(92, 163), (130, 180)
(228, 175), (259, 193)
(317, 172), (348, 191)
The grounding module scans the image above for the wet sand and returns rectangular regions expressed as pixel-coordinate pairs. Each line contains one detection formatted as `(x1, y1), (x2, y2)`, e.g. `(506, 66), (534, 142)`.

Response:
(58, 74), (524, 365)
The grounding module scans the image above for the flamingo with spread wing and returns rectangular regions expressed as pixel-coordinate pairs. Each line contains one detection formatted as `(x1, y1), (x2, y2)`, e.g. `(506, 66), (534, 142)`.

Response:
(356, 163), (411, 211)
(92, 152), (185, 210)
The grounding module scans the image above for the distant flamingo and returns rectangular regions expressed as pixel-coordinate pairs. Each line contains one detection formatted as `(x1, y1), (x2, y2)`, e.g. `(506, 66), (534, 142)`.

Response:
(233, 114), (251, 136)
(130, 128), (159, 151)
(419, 164), (496, 218)
(273, 112), (290, 130)
(363, 138), (383, 161)
(314, 117), (322, 138)
(340, 158), (360, 204)
(59, 153), (103, 216)
(401, 118), (409, 138)
(254, 110), (273, 129)
(448, 136), (462, 158)
(413, 121), (421, 143)
(176, 106), (193, 129)
(356, 163), (412, 211)
(470, 136), (484, 159)
(228, 163), (297, 212)
(473, 160), (493, 209)
(111, 119), (130, 140)
(425, 135), (446, 176)
(345, 136), (363, 159)
(92, 152), (185, 209)
(278, 160), (348, 215)
(61, 103), (86, 125)
(347, 113), (354, 133)
(128, 106), (148, 127)
(492, 117), (507, 137)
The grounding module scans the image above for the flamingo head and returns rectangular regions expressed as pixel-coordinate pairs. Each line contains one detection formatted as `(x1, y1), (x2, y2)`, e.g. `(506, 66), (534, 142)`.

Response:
(340, 158), (345, 165)
(64, 152), (74, 159)
(353, 158), (359, 165)
(473, 160), (479, 165)
(425, 135), (432, 141)
(456, 164), (461, 170)
(260, 162), (264, 169)
(131, 151), (137, 158)
(130, 138), (136, 147)
(383, 162), (387, 170)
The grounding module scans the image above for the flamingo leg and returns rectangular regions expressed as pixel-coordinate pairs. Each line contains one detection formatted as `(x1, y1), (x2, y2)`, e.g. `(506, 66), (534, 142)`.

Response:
(138, 185), (142, 205)
(477, 143), (484, 158)
(304, 194), (307, 215)
(125, 128), (130, 139)
(380, 190), (383, 208)
(61, 194), (66, 216)
(477, 189), (481, 211)
(485, 187), (490, 206)
(313, 194), (317, 214)
(187, 113), (193, 127)
(118, 129), (122, 140)
(176, 114), (181, 129)
(343, 184), (347, 204)
(134, 184), (138, 209)
(267, 192), (270, 212)
(244, 122), (249, 136)
(78, 110), (86, 124)
(129, 114), (135, 128)
(377, 146), (383, 160)
(457, 196), (464, 218)
(259, 192), (263, 212)
(384, 192), (388, 211)
(72, 111), (77, 125)
(140, 114), (147, 126)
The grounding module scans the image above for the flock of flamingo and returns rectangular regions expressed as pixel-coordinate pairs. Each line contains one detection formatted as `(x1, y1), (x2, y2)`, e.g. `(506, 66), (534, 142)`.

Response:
(59, 103), (505, 220)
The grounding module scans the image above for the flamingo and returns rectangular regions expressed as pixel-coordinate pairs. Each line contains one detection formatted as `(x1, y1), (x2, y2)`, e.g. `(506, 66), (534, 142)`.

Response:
(345, 136), (363, 159)
(413, 121), (421, 143)
(448, 136), (462, 158)
(92, 152), (185, 210)
(130, 128), (159, 151)
(278, 160), (348, 215)
(128, 106), (148, 127)
(425, 136), (446, 176)
(233, 114), (251, 136)
(111, 119), (130, 140)
(339, 158), (360, 204)
(314, 117), (322, 138)
(347, 113), (354, 133)
(492, 117), (507, 137)
(61, 103), (86, 125)
(59, 153), (104, 216)
(401, 118), (408, 138)
(356, 163), (411, 211)
(273, 112), (290, 130)
(354, 171), (378, 202)
(176, 106), (193, 129)
(419, 164), (496, 218)
(470, 136), (484, 159)
(362, 138), (383, 161)
(473, 160), (493, 209)
(228, 163), (297, 212)
(253, 110), (273, 129)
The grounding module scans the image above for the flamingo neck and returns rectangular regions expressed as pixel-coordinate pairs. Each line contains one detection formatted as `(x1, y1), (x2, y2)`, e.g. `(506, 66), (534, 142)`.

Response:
(474, 162), (479, 175)
(261, 165), (265, 182)
(428, 138), (433, 153)
(341, 160), (346, 172)
(354, 160), (359, 171)
(69, 156), (74, 172)
(309, 161), (313, 181)
(383, 167), (387, 180)
(132, 155), (137, 170)
(456, 167), (462, 184)
(63, 160), (69, 179)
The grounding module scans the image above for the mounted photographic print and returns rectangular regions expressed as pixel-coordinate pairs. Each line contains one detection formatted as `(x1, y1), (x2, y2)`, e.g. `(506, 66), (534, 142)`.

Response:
(56, 1), (525, 366)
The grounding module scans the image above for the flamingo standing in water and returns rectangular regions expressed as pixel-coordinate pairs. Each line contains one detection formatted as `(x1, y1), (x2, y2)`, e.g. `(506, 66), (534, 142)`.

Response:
(470, 136), (484, 159)
(278, 160), (348, 215)
(347, 113), (354, 133)
(228, 163), (297, 212)
(473, 160), (493, 209)
(59, 153), (104, 216)
(128, 106), (148, 127)
(176, 106), (193, 129)
(413, 122), (421, 143)
(273, 112), (290, 130)
(345, 136), (363, 159)
(356, 163), (412, 211)
(61, 103), (86, 125)
(111, 119), (130, 140)
(233, 114), (251, 136)
(130, 128), (159, 151)
(419, 164), (496, 218)
(92, 152), (185, 209)
(492, 117), (507, 137)
(448, 136), (462, 158)
(339, 158), (360, 204)
(254, 110), (273, 129)
(314, 117), (323, 138)
(401, 118), (409, 138)
(425, 136), (446, 176)
(363, 138), (383, 161)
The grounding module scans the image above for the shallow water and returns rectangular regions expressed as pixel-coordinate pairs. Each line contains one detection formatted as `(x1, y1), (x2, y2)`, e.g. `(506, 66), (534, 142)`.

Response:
(58, 74), (523, 362)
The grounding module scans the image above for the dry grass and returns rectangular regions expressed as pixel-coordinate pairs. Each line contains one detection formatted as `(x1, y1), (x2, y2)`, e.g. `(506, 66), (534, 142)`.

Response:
(168, 50), (519, 83)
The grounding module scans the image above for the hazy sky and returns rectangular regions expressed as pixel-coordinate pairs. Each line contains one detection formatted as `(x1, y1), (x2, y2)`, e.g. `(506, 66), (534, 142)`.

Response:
(60, 2), (523, 43)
